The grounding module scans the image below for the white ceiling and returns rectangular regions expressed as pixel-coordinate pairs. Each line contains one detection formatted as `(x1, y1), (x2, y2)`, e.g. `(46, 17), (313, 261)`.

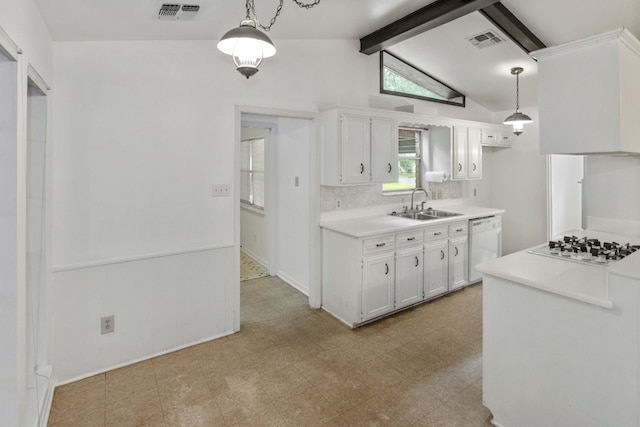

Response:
(35, 0), (640, 112)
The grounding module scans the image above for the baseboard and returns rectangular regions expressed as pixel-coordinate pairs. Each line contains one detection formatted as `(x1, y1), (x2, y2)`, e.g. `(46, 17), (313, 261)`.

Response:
(277, 271), (308, 296)
(39, 374), (55, 427)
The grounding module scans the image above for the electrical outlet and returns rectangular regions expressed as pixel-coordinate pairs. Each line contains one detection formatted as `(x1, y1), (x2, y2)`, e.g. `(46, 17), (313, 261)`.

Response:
(336, 199), (341, 209)
(101, 315), (115, 335)
(211, 184), (230, 197)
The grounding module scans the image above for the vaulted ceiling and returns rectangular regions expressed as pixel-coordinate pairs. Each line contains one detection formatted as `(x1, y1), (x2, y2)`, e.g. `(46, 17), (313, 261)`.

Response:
(35, 0), (640, 112)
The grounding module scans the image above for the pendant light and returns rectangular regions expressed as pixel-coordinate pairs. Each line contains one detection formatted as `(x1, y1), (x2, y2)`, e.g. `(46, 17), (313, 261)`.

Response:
(503, 67), (533, 136)
(217, 19), (276, 79)
(217, 0), (321, 79)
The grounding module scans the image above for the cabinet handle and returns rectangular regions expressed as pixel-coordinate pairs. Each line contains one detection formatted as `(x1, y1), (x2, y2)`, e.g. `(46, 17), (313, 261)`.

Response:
(473, 163), (477, 171)
(434, 232), (442, 236)
(458, 163), (462, 172)
(440, 250), (445, 260)
(415, 256), (419, 267)
(387, 163), (392, 173)
(385, 263), (389, 275)
(407, 237), (416, 241)
(456, 228), (463, 232)
(376, 243), (386, 247)
(360, 163), (365, 174)
(455, 247), (459, 256)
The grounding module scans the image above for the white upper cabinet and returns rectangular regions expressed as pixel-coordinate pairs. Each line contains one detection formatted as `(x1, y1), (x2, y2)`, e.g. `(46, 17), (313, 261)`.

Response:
(452, 126), (482, 180)
(467, 127), (482, 179)
(481, 125), (513, 147)
(341, 114), (371, 184)
(533, 28), (640, 154)
(320, 107), (398, 185)
(452, 126), (468, 180)
(370, 117), (398, 183)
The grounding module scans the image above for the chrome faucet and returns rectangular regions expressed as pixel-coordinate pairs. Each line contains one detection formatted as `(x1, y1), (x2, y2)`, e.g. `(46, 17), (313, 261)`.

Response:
(410, 188), (429, 211)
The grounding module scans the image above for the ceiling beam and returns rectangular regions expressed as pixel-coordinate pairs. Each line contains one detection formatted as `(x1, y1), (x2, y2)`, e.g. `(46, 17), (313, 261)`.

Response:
(359, 0), (502, 55)
(479, 3), (546, 53)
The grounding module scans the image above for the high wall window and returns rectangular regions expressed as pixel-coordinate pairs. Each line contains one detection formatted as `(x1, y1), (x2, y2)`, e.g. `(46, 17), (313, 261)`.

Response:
(240, 137), (265, 209)
(383, 128), (422, 193)
(380, 51), (465, 107)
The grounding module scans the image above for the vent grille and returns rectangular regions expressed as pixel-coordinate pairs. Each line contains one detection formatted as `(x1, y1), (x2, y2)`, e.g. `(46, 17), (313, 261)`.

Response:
(467, 30), (504, 49)
(158, 3), (200, 20)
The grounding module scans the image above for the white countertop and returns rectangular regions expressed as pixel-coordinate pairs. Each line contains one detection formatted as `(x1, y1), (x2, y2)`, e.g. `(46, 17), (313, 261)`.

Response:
(320, 205), (504, 238)
(477, 250), (613, 309)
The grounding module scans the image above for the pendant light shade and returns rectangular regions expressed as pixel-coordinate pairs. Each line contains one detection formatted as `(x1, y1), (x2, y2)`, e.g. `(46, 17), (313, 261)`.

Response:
(503, 67), (532, 136)
(217, 19), (276, 79)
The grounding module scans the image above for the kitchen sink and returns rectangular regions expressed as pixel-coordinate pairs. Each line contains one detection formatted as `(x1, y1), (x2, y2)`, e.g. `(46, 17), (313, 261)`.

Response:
(389, 209), (462, 221)
(422, 209), (462, 218)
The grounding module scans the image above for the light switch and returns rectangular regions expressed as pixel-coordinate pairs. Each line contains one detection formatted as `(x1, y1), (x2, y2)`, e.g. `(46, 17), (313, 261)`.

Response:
(211, 184), (230, 197)
(294, 176), (300, 187)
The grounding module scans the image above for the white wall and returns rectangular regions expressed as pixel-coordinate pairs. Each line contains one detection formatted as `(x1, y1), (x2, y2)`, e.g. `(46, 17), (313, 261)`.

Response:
(275, 117), (311, 294)
(490, 109), (548, 254)
(0, 47), (20, 427)
(585, 155), (640, 236)
(240, 207), (267, 265)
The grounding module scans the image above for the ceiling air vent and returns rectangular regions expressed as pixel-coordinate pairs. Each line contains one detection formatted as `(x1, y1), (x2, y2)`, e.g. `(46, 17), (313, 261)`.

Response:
(157, 3), (200, 21)
(467, 30), (504, 49)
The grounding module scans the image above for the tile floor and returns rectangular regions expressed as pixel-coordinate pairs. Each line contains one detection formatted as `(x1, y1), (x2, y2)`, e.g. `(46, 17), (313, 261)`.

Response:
(240, 252), (269, 282)
(48, 276), (492, 426)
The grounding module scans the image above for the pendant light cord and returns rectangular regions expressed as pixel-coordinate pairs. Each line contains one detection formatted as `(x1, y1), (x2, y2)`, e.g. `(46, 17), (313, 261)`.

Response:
(515, 71), (520, 112)
(246, 0), (321, 31)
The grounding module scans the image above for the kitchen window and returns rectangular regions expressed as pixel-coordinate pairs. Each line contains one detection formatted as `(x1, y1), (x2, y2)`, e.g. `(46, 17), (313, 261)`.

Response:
(240, 137), (265, 209)
(383, 128), (422, 193)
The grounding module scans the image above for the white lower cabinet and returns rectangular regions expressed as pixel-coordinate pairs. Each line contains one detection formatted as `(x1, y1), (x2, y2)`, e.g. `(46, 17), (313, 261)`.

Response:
(425, 239), (449, 298)
(362, 252), (395, 321)
(395, 246), (424, 309)
(449, 235), (469, 291)
(322, 219), (471, 327)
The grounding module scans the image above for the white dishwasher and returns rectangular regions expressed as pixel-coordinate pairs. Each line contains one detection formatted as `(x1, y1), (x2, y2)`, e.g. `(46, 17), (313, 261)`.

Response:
(469, 216), (502, 283)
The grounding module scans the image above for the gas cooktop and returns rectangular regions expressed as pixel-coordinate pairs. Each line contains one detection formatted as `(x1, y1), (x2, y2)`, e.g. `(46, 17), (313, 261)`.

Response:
(529, 235), (640, 267)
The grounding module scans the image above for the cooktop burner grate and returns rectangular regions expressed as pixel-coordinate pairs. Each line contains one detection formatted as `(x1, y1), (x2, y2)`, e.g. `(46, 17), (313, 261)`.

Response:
(529, 235), (640, 267)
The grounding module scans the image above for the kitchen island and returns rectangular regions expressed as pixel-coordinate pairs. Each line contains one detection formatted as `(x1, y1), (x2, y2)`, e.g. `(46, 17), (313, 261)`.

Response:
(478, 231), (640, 427)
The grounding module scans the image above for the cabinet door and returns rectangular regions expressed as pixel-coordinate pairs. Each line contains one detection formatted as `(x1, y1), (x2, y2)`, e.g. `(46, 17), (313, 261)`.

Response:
(452, 126), (468, 180)
(449, 236), (469, 291)
(340, 114), (371, 184)
(425, 239), (449, 298)
(370, 117), (398, 183)
(362, 252), (395, 321)
(467, 127), (482, 179)
(395, 246), (424, 309)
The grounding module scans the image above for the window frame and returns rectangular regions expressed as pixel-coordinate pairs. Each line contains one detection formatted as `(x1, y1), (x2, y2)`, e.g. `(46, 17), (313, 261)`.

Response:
(383, 127), (424, 194)
(380, 50), (466, 107)
(240, 136), (265, 210)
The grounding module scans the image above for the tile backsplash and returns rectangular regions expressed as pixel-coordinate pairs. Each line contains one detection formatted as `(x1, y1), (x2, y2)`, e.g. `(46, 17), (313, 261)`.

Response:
(321, 181), (462, 213)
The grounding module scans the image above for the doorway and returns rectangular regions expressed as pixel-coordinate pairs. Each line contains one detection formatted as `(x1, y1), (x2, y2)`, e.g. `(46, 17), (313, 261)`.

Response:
(240, 124), (270, 281)
(548, 154), (584, 238)
(236, 110), (317, 327)
(25, 69), (50, 426)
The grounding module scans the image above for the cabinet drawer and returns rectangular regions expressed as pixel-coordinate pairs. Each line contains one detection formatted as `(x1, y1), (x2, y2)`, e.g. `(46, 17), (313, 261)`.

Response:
(396, 230), (424, 248)
(448, 222), (468, 236)
(363, 235), (395, 254)
(424, 226), (448, 241)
